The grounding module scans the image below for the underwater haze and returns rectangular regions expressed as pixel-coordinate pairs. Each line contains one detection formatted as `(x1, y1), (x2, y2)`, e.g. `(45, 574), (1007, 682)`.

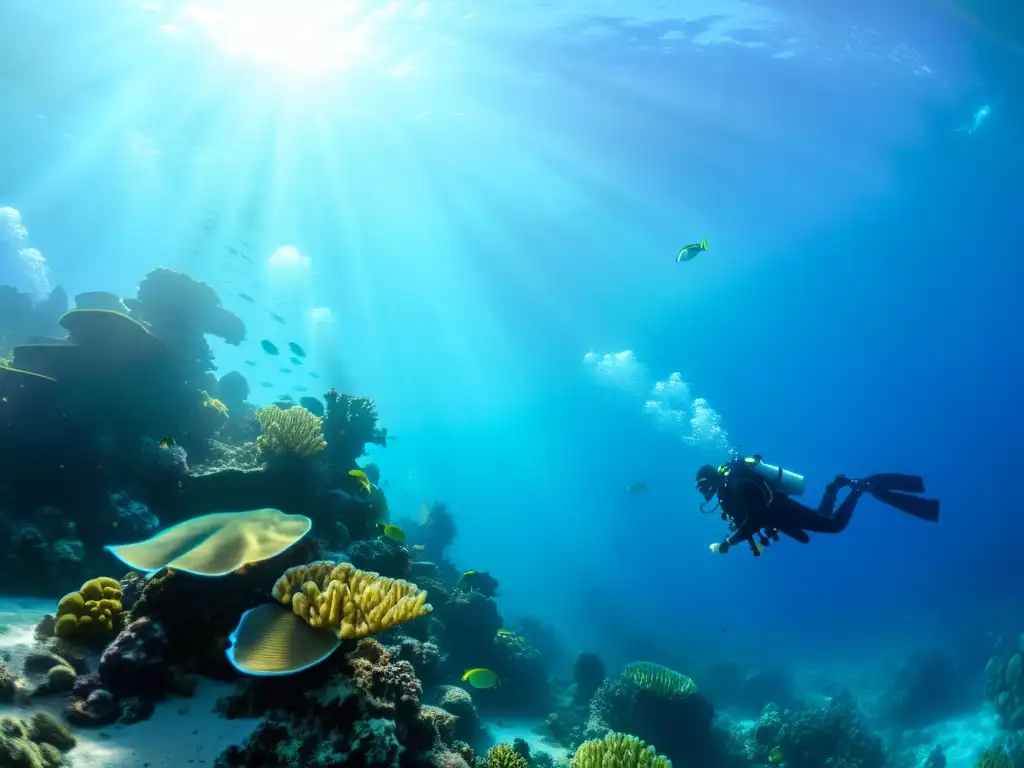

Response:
(1, 0), (1023, 767)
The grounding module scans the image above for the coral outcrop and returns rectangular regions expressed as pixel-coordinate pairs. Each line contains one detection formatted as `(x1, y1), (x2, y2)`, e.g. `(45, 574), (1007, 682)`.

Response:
(272, 560), (432, 639)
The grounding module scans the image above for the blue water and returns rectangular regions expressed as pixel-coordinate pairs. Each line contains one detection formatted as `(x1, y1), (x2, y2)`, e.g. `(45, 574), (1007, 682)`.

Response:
(1, 0), (1023, 755)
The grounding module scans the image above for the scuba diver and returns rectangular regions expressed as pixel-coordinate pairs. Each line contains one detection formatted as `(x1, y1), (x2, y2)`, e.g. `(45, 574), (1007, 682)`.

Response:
(695, 456), (940, 556)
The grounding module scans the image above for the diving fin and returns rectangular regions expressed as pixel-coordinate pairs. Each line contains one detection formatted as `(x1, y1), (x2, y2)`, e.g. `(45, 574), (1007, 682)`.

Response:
(866, 488), (940, 523)
(861, 473), (926, 495)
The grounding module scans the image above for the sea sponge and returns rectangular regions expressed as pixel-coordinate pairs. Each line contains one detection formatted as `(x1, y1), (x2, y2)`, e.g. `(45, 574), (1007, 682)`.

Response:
(621, 661), (697, 699)
(487, 743), (528, 768)
(272, 560), (432, 639)
(54, 577), (122, 643)
(571, 732), (672, 768)
(255, 405), (326, 458)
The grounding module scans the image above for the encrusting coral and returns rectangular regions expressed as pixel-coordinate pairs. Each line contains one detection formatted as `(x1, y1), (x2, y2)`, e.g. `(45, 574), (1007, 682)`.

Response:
(621, 661), (697, 699)
(255, 405), (326, 459)
(0, 712), (76, 768)
(54, 577), (122, 644)
(273, 560), (432, 639)
(571, 731), (672, 768)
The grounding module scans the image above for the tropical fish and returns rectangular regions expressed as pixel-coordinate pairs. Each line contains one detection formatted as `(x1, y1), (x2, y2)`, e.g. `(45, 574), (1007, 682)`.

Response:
(244, 360), (257, 366)
(269, 311), (286, 324)
(309, 373), (320, 379)
(349, 469), (372, 493)
(767, 747), (784, 763)
(279, 367), (292, 374)
(294, 385), (308, 392)
(412, 544), (425, 552)
(289, 342), (307, 358)
(496, 629), (519, 639)
(261, 340), (279, 355)
(676, 238), (708, 263)
(235, 293), (255, 303)
(289, 356), (303, 366)
(462, 668), (499, 689)
(379, 524), (406, 544)
(260, 381), (274, 388)
(158, 436), (176, 449)
(625, 481), (648, 495)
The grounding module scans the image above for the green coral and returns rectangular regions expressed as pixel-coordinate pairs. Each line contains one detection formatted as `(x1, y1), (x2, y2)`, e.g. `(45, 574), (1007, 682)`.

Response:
(572, 732), (672, 768)
(621, 661), (697, 699)
(0, 713), (76, 767)
(974, 746), (1012, 768)
(487, 743), (528, 768)
(54, 576), (122, 644)
(255, 405), (327, 459)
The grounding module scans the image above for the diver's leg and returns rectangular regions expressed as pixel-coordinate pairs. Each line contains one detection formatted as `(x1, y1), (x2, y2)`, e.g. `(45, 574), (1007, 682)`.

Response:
(777, 477), (862, 534)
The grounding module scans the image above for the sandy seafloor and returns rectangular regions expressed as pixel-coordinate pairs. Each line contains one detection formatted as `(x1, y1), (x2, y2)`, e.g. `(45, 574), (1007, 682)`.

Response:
(0, 597), (261, 767)
(0, 598), (1006, 768)
(0, 597), (569, 767)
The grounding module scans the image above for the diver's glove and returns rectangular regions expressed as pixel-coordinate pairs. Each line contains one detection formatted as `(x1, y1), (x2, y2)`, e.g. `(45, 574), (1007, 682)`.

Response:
(710, 541), (730, 554)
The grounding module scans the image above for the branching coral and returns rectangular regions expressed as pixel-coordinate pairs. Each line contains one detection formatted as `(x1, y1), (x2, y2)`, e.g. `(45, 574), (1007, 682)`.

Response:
(487, 743), (528, 768)
(54, 577), (122, 644)
(975, 747), (1013, 767)
(322, 388), (387, 466)
(272, 560), (432, 639)
(571, 732), (672, 768)
(255, 405), (326, 459)
(621, 661), (697, 699)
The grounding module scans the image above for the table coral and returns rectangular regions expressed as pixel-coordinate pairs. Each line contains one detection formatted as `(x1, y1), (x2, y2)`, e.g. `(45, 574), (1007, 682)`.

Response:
(272, 560), (432, 639)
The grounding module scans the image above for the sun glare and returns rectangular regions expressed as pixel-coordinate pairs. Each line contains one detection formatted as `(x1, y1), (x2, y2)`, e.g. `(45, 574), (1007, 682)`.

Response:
(175, 0), (397, 75)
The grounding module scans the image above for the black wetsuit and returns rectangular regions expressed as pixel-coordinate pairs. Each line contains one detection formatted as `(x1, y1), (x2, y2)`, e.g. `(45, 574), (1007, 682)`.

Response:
(719, 468), (861, 550)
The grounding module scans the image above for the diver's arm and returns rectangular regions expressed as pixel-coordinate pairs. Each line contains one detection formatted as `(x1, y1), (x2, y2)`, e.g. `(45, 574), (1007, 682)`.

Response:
(709, 516), (758, 553)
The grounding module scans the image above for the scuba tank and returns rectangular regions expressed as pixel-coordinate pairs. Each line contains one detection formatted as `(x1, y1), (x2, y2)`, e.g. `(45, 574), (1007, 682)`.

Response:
(742, 455), (805, 496)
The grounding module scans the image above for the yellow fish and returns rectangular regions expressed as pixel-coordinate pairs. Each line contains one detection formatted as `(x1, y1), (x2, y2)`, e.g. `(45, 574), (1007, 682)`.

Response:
(348, 469), (371, 493)
(496, 629), (518, 638)
(380, 524), (406, 544)
(462, 668), (499, 689)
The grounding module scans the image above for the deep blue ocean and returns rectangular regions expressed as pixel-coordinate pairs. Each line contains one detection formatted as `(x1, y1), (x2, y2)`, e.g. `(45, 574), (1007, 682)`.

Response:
(1, 1), (1023, 765)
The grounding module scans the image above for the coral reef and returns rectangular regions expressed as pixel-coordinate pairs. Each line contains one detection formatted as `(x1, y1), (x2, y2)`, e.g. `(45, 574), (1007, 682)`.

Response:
(747, 701), (885, 768)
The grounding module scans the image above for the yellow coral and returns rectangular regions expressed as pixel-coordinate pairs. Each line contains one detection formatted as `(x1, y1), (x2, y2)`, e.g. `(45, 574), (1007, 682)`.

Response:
(486, 743), (528, 768)
(621, 661), (697, 699)
(272, 560), (432, 640)
(255, 405), (326, 458)
(54, 577), (122, 643)
(572, 732), (672, 768)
